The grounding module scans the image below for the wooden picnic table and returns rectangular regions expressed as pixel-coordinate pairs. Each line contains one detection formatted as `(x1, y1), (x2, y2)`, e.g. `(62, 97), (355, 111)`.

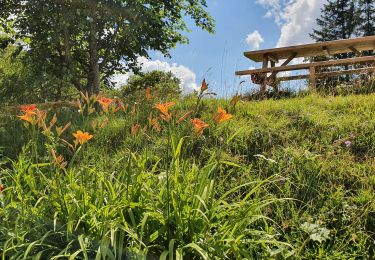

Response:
(236, 36), (375, 95)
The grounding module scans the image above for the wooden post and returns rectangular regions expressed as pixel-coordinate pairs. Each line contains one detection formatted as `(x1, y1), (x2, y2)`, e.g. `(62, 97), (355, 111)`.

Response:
(260, 55), (268, 96)
(309, 66), (316, 92)
(270, 61), (278, 92)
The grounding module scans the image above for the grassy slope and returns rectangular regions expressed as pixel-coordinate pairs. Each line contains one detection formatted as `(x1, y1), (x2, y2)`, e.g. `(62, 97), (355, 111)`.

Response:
(0, 94), (374, 258)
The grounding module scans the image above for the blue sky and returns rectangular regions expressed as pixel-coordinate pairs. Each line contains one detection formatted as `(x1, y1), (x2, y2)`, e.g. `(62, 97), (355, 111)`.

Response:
(116, 0), (327, 97)
(164, 0), (280, 97)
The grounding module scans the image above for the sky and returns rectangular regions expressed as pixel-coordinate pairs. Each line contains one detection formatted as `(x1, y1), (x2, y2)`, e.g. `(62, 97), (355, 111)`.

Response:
(114, 0), (328, 97)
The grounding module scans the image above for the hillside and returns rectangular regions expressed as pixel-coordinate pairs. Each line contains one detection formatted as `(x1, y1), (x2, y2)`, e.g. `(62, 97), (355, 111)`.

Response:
(0, 94), (374, 259)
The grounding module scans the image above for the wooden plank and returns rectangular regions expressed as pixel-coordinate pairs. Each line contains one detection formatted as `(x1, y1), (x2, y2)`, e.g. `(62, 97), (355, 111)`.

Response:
(322, 46), (331, 56)
(265, 53), (279, 63)
(349, 46), (362, 56)
(235, 56), (375, 76)
(244, 36), (375, 62)
(267, 52), (297, 81)
(276, 67), (375, 82)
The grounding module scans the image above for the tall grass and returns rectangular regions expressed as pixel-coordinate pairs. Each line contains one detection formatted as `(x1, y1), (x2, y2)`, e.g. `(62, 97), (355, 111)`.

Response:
(0, 91), (374, 258)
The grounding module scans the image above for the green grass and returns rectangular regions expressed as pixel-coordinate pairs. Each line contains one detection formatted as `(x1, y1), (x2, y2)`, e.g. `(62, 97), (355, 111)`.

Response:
(0, 93), (374, 259)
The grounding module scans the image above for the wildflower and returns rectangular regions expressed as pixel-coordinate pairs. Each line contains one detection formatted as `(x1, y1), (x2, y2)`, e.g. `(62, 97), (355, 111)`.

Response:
(344, 140), (352, 148)
(191, 118), (209, 135)
(116, 99), (127, 112)
(51, 149), (68, 170)
(146, 87), (152, 100)
(56, 122), (72, 137)
(154, 102), (175, 121)
(176, 111), (193, 125)
(97, 97), (114, 112)
(214, 107), (233, 124)
(18, 113), (36, 125)
(200, 79), (208, 93)
(72, 130), (93, 146)
(19, 104), (37, 115)
(230, 94), (241, 108)
(148, 114), (161, 132)
(131, 123), (141, 137)
(0, 184), (5, 192)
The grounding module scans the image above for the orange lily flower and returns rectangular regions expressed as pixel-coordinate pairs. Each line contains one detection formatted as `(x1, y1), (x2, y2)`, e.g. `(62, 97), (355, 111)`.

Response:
(19, 104), (37, 115)
(0, 184), (5, 192)
(73, 130), (93, 146)
(214, 107), (233, 124)
(98, 97), (114, 112)
(154, 102), (175, 121)
(191, 118), (209, 135)
(18, 113), (36, 125)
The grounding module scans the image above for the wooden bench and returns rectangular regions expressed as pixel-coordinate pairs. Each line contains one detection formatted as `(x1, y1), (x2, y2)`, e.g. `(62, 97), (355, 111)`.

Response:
(236, 36), (375, 94)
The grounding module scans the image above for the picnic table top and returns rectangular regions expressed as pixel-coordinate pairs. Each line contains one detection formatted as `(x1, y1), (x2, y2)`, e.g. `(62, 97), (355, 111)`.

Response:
(244, 36), (375, 62)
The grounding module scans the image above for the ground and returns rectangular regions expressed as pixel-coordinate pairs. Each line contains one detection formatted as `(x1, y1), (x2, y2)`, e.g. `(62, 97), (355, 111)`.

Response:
(0, 93), (374, 259)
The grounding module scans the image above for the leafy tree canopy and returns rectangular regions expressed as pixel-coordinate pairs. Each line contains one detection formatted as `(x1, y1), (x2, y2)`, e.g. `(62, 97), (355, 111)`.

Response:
(0, 0), (214, 96)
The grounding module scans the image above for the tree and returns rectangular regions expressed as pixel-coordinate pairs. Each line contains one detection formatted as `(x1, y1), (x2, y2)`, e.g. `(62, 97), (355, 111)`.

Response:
(309, 0), (363, 89)
(0, 0), (214, 96)
(310, 0), (360, 42)
(0, 35), (76, 104)
(121, 70), (181, 100)
(357, 0), (375, 37)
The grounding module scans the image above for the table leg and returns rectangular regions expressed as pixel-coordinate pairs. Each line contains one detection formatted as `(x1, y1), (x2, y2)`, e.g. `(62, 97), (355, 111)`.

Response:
(260, 56), (269, 96)
(309, 66), (316, 92)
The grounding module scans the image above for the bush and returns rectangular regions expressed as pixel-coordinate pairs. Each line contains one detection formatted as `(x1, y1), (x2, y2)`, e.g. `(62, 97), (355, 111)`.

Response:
(120, 71), (181, 102)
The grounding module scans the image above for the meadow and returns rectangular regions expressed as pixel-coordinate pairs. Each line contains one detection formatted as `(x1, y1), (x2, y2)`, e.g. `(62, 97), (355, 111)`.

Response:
(0, 87), (374, 259)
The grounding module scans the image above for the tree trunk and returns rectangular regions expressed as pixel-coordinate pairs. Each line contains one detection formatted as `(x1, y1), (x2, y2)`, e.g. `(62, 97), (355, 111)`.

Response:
(87, 3), (100, 96)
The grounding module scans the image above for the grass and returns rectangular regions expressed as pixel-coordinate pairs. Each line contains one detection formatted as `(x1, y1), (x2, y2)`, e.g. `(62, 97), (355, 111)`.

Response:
(0, 92), (374, 259)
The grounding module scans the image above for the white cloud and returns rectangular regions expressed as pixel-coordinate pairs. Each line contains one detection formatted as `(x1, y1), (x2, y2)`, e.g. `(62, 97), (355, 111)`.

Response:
(257, 0), (327, 47)
(112, 57), (198, 93)
(246, 30), (265, 50)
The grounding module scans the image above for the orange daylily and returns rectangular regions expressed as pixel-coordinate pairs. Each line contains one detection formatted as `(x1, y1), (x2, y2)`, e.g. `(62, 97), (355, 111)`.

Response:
(19, 104), (38, 115)
(18, 104), (39, 125)
(154, 102), (175, 121)
(214, 107), (233, 124)
(18, 113), (36, 125)
(73, 130), (93, 146)
(191, 118), (209, 135)
(97, 97), (115, 112)
(0, 184), (5, 192)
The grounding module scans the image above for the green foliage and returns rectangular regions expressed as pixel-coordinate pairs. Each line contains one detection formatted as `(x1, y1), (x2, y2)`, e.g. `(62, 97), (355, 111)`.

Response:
(1, 93), (375, 258)
(0, 43), (76, 104)
(121, 71), (182, 101)
(310, 0), (374, 92)
(311, 0), (360, 42)
(0, 0), (215, 95)
(357, 0), (375, 37)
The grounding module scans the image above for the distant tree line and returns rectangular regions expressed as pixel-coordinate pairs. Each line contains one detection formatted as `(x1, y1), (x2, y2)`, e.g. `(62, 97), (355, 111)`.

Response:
(310, 0), (374, 92)
(311, 0), (374, 42)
